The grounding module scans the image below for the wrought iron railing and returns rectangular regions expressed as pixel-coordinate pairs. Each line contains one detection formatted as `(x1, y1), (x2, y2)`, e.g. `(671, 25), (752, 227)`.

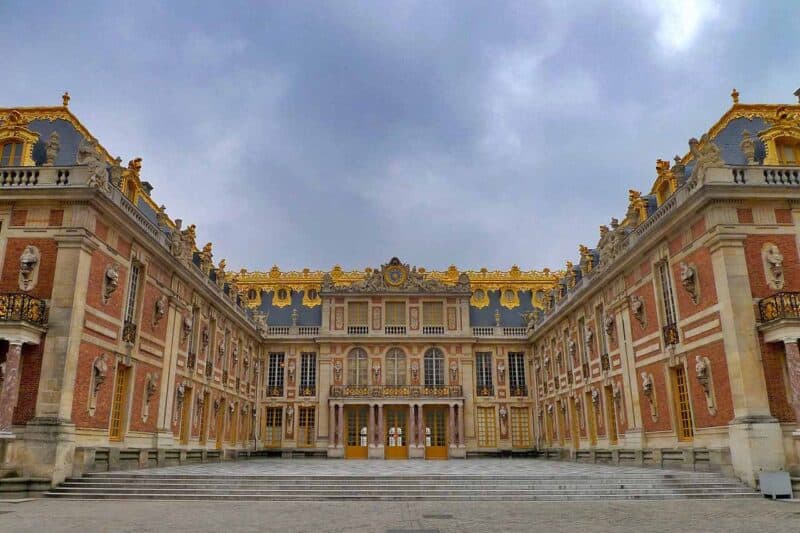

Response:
(266, 385), (284, 397)
(299, 385), (316, 397)
(329, 384), (462, 399)
(122, 321), (137, 343)
(758, 291), (800, 322)
(510, 386), (528, 397)
(476, 385), (494, 397)
(662, 323), (679, 346)
(0, 293), (47, 326)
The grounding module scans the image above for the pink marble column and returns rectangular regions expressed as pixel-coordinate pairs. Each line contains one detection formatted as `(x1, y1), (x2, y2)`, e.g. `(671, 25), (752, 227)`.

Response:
(418, 404), (426, 447)
(329, 403), (336, 447)
(448, 404), (456, 446)
(458, 404), (465, 446)
(368, 403), (376, 447)
(783, 340), (800, 428)
(0, 342), (23, 434)
(408, 404), (415, 447)
(377, 404), (384, 447)
(337, 404), (344, 447)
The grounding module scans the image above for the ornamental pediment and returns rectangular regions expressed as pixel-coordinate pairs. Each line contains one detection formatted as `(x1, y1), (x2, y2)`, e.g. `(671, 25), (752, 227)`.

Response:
(320, 257), (471, 295)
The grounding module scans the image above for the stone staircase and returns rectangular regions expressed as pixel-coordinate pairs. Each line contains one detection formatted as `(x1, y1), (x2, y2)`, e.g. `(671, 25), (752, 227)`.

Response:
(46, 470), (760, 501)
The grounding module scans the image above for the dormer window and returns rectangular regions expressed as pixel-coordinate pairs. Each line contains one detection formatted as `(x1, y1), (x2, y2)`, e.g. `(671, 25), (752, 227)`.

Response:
(0, 141), (23, 166)
(776, 138), (800, 164)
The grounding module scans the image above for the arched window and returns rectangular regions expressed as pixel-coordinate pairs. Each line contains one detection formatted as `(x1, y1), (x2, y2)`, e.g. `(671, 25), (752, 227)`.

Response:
(348, 348), (368, 386)
(385, 348), (406, 386)
(424, 347), (444, 387)
(0, 141), (24, 167)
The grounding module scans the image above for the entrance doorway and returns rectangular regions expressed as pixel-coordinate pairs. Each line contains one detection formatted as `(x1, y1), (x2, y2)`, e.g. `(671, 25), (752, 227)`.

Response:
(424, 406), (448, 459)
(345, 405), (369, 459)
(384, 406), (408, 459)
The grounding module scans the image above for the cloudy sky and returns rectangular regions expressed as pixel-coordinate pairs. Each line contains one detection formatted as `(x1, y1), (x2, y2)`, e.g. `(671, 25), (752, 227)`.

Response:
(2, 1), (798, 272)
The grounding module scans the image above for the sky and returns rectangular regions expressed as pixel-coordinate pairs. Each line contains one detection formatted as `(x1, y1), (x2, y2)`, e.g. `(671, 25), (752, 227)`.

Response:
(2, 0), (799, 272)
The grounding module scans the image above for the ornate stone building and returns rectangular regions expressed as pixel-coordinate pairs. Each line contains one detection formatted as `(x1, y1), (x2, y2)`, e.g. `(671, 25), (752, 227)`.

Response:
(0, 90), (799, 491)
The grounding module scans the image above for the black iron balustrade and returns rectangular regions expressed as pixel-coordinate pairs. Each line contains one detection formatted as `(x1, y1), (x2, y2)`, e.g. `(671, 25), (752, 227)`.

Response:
(510, 386), (528, 397)
(122, 321), (137, 343)
(329, 384), (463, 399)
(476, 385), (494, 397)
(0, 293), (47, 326)
(662, 323), (679, 346)
(758, 291), (800, 322)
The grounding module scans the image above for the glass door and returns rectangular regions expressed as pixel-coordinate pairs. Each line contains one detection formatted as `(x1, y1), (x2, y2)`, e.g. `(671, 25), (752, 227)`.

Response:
(424, 406), (448, 459)
(345, 405), (369, 459)
(384, 406), (408, 459)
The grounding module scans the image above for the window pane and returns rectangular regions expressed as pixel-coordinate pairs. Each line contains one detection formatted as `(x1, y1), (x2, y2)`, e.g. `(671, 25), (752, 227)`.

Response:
(348, 302), (368, 325)
(385, 302), (406, 325)
(422, 302), (443, 325)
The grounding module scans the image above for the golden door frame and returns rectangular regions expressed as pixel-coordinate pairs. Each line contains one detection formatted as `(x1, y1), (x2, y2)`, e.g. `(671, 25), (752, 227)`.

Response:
(424, 405), (448, 460)
(344, 405), (369, 459)
(384, 406), (408, 459)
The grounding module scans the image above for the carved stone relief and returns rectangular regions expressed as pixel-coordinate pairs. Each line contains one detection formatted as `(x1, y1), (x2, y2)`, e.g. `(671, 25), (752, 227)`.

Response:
(88, 355), (109, 417)
(695, 355), (716, 415)
(153, 295), (167, 326)
(762, 243), (785, 290)
(679, 262), (699, 304)
(18, 245), (40, 291)
(44, 131), (60, 166)
(630, 295), (646, 329)
(640, 372), (658, 421)
(102, 263), (120, 304)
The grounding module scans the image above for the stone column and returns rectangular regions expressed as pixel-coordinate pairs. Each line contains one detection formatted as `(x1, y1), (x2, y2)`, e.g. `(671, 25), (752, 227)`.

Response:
(336, 404), (344, 448)
(448, 404), (456, 446)
(377, 404), (384, 448)
(0, 342), (23, 434)
(408, 404), (415, 447)
(368, 403), (376, 447)
(418, 404), (425, 448)
(458, 404), (465, 446)
(782, 339), (800, 433)
(328, 403), (336, 447)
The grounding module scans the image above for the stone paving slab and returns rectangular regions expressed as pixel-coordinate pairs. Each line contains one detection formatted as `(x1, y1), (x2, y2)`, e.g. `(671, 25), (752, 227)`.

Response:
(0, 498), (798, 532)
(97, 457), (723, 477)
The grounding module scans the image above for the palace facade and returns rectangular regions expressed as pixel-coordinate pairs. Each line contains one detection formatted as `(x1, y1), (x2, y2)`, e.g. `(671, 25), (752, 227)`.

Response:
(0, 90), (799, 490)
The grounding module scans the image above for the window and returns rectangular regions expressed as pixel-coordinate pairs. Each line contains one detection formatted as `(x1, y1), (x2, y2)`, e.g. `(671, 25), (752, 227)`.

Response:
(511, 407), (531, 448)
(198, 391), (209, 445)
(264, 407), (282, 447)
(422, 301), (443, 325)
(0, 142), (23, 167)
(385, 301), (406, 325)
(777, 139), (800, 164)
(424, 347), (444, 386)
(300, 352), (316, 395)
(347, 302), (368, 325)
(476, 406), (497, 447)
(298, 407), (315, 447)
(385, 348), (406, 386)
(109, 365), (130, 441)
(595, 305), (607, 355)
(348, 348), (368, 386)
(475, 352), (493, 395)
(577, 318), (588, 365)
(188, 306), (199, 353)
(657, 261), (678, 326)
(672, 365), (694, 441)
(267, 353), (284, 395)
(124, 263), (142, 325)
(563, 329), (574, 367)
(222, 330), (231, 371)
(508, 352), (526, 395)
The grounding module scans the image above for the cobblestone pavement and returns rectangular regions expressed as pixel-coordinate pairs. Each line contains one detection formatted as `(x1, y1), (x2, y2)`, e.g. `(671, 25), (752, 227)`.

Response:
(104, 457), (713, 477)
(0, 498), (798, 532)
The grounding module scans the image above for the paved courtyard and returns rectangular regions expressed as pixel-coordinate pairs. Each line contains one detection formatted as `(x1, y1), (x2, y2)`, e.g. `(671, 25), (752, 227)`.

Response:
(0, 497), (798, 532)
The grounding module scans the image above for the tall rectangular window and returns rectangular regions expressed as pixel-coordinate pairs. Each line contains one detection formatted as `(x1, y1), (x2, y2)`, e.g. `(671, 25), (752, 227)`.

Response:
(222, 330), (231, 370)
(347, 302), (368, 325)
(188, 306), (199, 353)
(267, 353), (284, 395)
(563, 329), (573, 367)
(595, 305), (607, 355)
(0, 142), (24, 166)
(508, 352), (526, 395)
(577, 317), (588, 365)
(511, 407), (531, 448)
(422, 301), (443, 325)
(658, 261), (678, 326)
(298, 407), (315, 447)
(385, 301), (406, 325)
(476, 406), (497, 447)
(124, 263), (141, 324)
(300, 352), (316, 395)
(475, 352), (493, 395)
(264, 407), (282, 447)
(109, 365), (130, 441)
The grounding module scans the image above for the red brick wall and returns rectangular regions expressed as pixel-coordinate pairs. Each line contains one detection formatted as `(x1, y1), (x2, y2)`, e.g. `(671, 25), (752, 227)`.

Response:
(85, 251), (126, 318)
(760, 339), (796, 422)
(630, 282), (659, 343)
(128, 360), (160, 433)
(639, 361), (673, 433)
(775, 208), (793, 225)
(12, 341), (44, 425)
(48, 209), (63, 227)
(71, 342), (115, 430)
(672, 247), (718, 316)
(685, 341), (734, 428)
(0, 238), (58, 299)
(138, 281), (168, 342)
(9, 209), (27, 227)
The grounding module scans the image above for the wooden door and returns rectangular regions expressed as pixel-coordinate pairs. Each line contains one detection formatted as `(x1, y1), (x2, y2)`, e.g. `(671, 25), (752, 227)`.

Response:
(384, 406), (408, 459)
(424, 406), (448, 459)
(180, 387), (193, 444)
(345, 406), (369, 459)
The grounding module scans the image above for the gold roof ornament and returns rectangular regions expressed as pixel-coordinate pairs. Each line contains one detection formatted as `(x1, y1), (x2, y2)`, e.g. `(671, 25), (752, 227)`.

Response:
(731, 88), (739, 105)
(62, 91), (70, 107)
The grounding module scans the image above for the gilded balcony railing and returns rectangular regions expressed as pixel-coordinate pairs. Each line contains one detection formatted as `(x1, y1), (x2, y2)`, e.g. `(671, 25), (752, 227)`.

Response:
(122, 321), (137, 343)
(299, 386), (316, 397)
(476, 385), (494, 397)
(266, 385), (284, 397)
(758, 291), (800, 322)
(329, 384), (463, 399)
(662, 323), (679, 346)
(510, 386), (528, 397)
(0, 293), (47, 326)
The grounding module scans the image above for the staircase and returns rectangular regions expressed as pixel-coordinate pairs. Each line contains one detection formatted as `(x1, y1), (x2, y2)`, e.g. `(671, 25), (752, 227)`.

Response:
(47, 470), (760, 501)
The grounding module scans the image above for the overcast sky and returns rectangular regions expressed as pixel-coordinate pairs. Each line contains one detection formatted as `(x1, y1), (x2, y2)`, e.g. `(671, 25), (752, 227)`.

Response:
(3, 1), (798, 272)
